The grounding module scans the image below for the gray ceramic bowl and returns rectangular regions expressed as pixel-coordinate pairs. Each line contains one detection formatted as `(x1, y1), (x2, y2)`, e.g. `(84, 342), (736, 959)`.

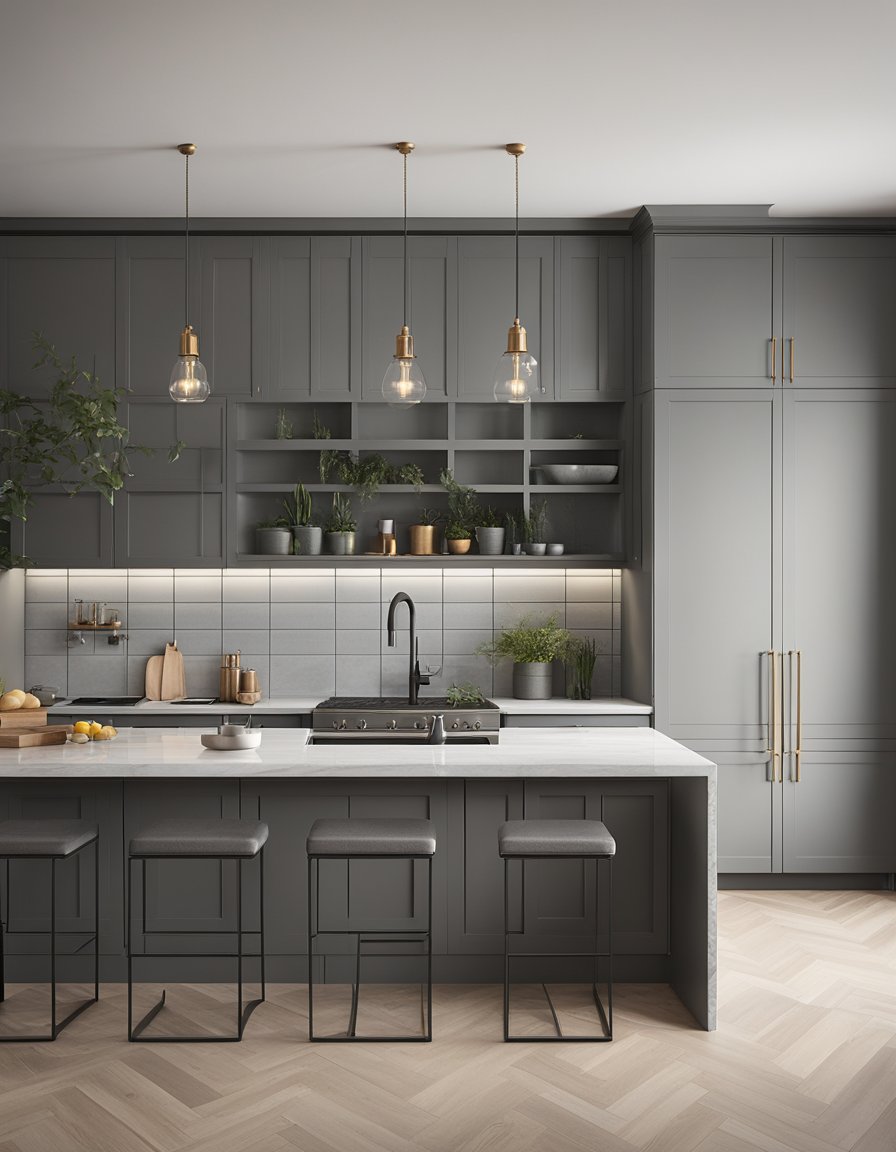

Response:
(540, 464), (618, 485)
(201, 731), (262, 751)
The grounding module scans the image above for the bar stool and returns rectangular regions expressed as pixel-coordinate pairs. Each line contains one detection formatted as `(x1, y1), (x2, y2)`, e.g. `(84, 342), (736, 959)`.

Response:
(0, 819), (99, 1041)
(306, 817), (436, 1042)
(127, 817), (268, 1042)
(498, 818), (615, 1042)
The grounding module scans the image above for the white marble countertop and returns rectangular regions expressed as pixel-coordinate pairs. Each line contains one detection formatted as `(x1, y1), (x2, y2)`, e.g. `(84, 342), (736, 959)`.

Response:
(47, 696), (652, 717)
(0, 727), (712, 778)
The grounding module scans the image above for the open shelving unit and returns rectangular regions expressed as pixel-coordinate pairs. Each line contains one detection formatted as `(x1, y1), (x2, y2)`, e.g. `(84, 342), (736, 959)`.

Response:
(230, 401), (626, 566)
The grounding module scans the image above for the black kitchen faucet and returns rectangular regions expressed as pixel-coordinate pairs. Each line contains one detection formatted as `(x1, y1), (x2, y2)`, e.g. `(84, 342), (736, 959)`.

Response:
(386, 591), (430, 706)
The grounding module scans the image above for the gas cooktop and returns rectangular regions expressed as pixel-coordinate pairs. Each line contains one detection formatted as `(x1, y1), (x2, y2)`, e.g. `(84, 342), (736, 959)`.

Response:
(65, 696), (144, 707)
(315, 697), (499, 711)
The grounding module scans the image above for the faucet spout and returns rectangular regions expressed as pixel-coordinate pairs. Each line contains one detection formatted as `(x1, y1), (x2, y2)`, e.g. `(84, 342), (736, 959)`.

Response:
(386, 591), (428, 706)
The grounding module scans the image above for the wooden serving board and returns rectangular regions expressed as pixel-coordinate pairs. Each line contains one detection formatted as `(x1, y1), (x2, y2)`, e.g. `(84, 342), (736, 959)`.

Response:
(0, 725), (70, 748)
(0, 708), (48, 729)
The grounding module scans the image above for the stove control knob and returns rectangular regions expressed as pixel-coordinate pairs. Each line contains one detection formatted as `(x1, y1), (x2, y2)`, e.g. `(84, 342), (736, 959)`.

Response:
(386, 719), (397, 730)
(357, 719), (367, 730)
(451, 720), (460, 730)
(473, 721), (481, 730)
(339, 719), (347, 730)
(414, 719), (426, 730)
(462, 721), (470, 730)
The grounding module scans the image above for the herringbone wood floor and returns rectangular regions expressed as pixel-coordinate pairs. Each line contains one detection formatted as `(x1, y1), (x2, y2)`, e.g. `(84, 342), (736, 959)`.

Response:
(1, 890), (896, 1151)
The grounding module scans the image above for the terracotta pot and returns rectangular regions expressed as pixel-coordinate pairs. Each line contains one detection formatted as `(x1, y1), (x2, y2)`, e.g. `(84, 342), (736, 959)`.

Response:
(447, 538), (472, 554)
(409, 524), (436, 555)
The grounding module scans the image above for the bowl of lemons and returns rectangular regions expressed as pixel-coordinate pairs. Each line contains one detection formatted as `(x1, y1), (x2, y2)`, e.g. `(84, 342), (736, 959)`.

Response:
(68, 720), (118, 744)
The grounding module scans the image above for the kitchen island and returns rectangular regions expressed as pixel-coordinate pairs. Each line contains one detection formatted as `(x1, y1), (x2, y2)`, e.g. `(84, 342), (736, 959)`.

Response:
(0, 727), (716, 1029)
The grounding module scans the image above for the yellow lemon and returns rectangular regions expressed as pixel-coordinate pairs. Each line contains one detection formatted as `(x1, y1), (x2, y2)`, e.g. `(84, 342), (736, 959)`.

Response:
(88, 721), (103, 737)
(101, 725), (118, 738)
(70, 732), (90, 744)
(92, 730), (111, 741)
(73, 720), (91, 735)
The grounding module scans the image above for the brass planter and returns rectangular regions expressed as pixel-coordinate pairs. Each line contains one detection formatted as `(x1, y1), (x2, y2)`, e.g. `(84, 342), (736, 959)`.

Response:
(409, 524), (436, 555)
(447, 538), (472, 555)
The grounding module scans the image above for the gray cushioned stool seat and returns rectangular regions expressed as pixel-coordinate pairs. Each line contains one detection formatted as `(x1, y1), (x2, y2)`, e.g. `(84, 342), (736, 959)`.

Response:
(129, 818), (269, 858)
(498, 819), (616, 858)
(307, 817), (436, 857)
(0, 819), (98, 857)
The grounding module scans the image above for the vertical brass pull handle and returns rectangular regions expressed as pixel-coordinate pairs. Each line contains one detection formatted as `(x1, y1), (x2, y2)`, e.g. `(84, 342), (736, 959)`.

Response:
(771, 336), (777, 383)
(766, 650), (780, 783)
(789, 337), (795, 383)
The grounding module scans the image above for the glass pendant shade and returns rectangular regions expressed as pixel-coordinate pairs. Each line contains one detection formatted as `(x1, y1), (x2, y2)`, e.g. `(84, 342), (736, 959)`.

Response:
(169, 325), (210, 403)
(493, 318), (538, 403)
(383, 325), (426, 405)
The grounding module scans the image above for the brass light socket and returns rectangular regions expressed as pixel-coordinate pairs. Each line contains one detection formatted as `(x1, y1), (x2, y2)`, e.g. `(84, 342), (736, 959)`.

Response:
(395, 325), (415, 359)
(505, 143), (526, 157)
(505, 318), (528, 354)
(177, 143), (197, 156)
(179, 325), (199, 357)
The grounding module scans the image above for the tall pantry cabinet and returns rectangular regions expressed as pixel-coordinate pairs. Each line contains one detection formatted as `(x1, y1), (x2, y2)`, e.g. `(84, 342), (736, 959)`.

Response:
(632, 223), (896, 875)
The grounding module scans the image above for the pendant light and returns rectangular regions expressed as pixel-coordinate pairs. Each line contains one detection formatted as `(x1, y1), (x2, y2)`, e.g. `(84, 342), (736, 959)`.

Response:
(382, 142), (426, 406)
(168, 143), (210, 403)
(493, 143), (539, 403)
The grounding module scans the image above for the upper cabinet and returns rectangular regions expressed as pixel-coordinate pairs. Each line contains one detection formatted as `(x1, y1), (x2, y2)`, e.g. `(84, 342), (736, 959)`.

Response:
(268, 236), (360, 400)
(1, 237), (117, 397)
(556, 236), (631, 400)
(456, 236), (555, 400)
(198, 236), (265, 397)
(654, 233), (896, 389)
(361, 235), (456, 400)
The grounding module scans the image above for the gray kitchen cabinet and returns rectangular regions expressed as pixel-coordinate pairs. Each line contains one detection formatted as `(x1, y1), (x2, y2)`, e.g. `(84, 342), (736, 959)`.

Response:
(15, 490), (114, 568)
(268, 236), (360, 399)
(0, 780), (123, 960)
(456, 235), (554, 400)
(654, 233), (896, 391)
(652, 386), (896, 873)
(782, 236), (896, 388)
(115, 397), (226, 566)
(0, 236), (117, 398)
(361, 235), (456, 400)
(198, 236), (267, 398)
(556, 236), (632, 400)
(117, 235), (200, 397)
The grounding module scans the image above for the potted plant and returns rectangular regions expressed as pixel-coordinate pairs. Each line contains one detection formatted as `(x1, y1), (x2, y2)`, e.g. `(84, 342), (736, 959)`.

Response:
(324, 492), (357, 555)
(504, 510), (522, 556)
(475, 506), (505, 556)
(409, 507), (441, 556)
(522, 499), (548, 556)
(476, 614), (573, 700)
(255, 516), (293, 555)
(0, 336), (180, 570)
(284, 483), (322, 556)
(564, 635), (599, 699)
(440, 469), (480, 556)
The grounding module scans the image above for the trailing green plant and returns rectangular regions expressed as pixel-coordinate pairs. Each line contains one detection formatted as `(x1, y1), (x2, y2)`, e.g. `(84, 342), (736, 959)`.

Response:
(416, 507), (443, 526)
(283, 482), (315, 527)
(476, 614), (573, 666)
(440, 468), (481, 537)
(477, 505), (502, 529)
(564, 635), (599, 699)
(522, 499), (548, 544)
(504, 510), (521, 548)
(256, 515), (291, 530)
(446, 682), (486, 706)
(324, 491), (356, 533)
(0, 335), (184, 570)
(315, 431), (426, 502)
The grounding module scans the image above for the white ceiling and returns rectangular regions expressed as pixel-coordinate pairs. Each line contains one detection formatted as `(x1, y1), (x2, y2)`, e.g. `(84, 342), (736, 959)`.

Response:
(2, 0), (895, 220)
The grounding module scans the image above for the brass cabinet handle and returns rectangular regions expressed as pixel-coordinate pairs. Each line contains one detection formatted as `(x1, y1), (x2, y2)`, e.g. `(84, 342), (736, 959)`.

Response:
(766, 650), (781, 783)
(771, 336), (777, 383)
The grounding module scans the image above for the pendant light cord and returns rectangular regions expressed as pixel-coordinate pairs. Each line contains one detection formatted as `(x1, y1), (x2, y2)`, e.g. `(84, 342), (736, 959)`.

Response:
(184, 150), (190, 329)
(403, 149), (409, 329)
(514, 152), (520, 320)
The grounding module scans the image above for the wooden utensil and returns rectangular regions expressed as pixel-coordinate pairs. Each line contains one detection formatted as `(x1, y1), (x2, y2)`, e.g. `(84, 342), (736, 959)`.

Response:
(160, 642), (186, 701)
(145, 654), (164, 700)
(0, 707), (48, 729)
(0, 725), (70, 748)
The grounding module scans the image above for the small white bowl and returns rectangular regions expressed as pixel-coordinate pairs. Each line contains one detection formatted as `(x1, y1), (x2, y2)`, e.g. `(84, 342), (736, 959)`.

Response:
(201, 731), (263, 751)
(546, 543), (565, 556)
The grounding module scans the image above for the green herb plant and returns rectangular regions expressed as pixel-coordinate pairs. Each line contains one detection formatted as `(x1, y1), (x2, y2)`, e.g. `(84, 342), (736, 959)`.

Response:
(476, 614), (573, 666)
(324, 492), (356, 533)
(564, 635), (599, 699)
(477, 505), (502, 529)
(283, 482), (315, 527)
(440, 469), (480, 540)
(416, 507), (443, 526)
(445, 682), (486, 706)
(522, 499), (548, 544)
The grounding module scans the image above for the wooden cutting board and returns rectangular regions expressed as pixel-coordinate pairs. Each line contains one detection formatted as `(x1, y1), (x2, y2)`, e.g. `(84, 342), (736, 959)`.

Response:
(160, 643), (186, 701)
(0, 707), (48, 728)
(0, 725), (70, 748)
(145, 655), (164, 700)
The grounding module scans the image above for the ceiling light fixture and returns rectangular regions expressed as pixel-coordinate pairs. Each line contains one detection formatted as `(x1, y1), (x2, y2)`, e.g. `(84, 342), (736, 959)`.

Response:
(382, 142), (426, 406)
(168, 143), (210, 404)
(494, 143), (539, 403)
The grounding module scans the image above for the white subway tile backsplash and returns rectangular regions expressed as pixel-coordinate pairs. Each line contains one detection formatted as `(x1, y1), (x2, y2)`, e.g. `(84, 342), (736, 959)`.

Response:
(29, 567), (624, 703)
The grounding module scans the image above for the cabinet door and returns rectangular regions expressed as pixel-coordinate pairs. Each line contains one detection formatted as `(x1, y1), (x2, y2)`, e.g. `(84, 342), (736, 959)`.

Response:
(311, 236), (361, 399)
(783, 236), (896, 388)
(782, 752), (896, 872)
(782, 390), (896, 745)
(269, 236), (311, 399)
(654, 235), (777, 388)
(361, 235), (455, 400)
(653, 390), (781, 743)
(556, 236), (631, 400)
(1, 237), (116, 397)
(115, 398), (226, 566)
(457, 236), (554, 399)
(15, 491), (114, 568)
(198, 236), (266, 397)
